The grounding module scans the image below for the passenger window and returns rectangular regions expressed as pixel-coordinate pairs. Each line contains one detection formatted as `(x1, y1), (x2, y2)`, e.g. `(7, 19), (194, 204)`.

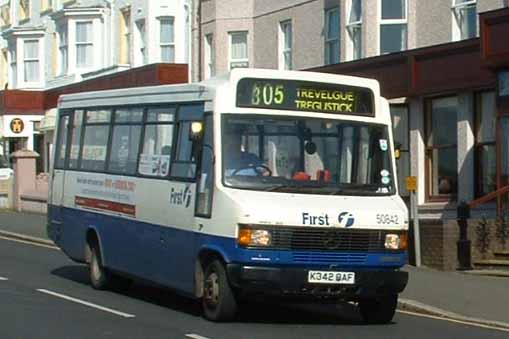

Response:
(115, 108), (143, 123)
(107, 108), (143, 175)
(68, 110), (84, 169)
(55, 115), (70, 169)
(138, 107), (175, 177)
(108, 125), (142, 175)
(80, 110), (112, 172)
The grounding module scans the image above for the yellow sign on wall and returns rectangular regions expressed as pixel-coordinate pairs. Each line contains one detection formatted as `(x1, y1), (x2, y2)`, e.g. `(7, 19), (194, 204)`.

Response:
(10, 118), (24, 134)
(406, 176), (417, 192)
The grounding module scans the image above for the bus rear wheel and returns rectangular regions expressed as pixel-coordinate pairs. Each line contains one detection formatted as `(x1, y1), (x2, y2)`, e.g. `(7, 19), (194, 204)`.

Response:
(89, 241), (112, 290)
(358, 294), (398, 324)
(202, 259), (237, 322)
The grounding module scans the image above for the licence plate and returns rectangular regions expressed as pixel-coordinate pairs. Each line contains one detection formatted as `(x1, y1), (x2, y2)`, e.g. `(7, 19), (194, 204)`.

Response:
(307, 271), (355, 284)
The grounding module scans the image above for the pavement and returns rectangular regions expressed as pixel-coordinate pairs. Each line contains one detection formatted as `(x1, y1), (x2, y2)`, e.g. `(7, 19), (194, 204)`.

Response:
(1, 209), (508, 330)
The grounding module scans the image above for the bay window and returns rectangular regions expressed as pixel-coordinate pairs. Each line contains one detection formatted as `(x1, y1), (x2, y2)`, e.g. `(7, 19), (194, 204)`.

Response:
(23, 39), (39, 82)
(76, 21), (93, 68)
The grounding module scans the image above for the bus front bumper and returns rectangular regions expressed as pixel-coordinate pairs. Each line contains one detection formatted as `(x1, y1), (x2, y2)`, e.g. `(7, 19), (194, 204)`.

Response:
(226, 264), (408, 299)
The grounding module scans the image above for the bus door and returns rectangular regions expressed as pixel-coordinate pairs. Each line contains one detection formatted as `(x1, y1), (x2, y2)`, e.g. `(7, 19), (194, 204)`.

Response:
(49, 113), (71, 240)
(194, 113), (214, 220)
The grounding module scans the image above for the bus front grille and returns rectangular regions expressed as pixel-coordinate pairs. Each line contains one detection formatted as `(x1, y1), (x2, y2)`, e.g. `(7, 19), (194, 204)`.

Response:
(249, 227), (404, 252)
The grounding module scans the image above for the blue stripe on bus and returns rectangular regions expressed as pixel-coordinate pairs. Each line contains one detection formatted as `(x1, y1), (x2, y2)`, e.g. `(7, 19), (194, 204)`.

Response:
(48, 205), (407, 296)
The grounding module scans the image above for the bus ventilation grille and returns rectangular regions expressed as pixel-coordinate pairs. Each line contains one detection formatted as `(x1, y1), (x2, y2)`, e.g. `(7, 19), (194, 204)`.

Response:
(292, 252), (367, 264)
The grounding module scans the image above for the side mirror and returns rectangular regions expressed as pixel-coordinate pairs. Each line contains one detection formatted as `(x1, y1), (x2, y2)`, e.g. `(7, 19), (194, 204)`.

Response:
(394, 142), (402, 160)
(189, 121), (204, 142)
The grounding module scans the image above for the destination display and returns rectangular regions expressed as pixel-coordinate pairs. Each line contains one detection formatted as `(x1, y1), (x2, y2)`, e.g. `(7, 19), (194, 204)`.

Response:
(236, 78), (374, 116)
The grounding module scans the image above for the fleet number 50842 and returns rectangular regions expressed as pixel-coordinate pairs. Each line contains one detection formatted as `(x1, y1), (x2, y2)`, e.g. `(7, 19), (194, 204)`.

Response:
(376, 214), (399, 224)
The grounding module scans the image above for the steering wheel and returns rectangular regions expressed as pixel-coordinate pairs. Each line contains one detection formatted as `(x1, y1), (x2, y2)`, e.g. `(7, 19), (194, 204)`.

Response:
(231, 164), (272, 176)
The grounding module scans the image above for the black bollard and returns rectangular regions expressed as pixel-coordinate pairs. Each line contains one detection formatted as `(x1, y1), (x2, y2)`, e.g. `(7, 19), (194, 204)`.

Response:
(457, 201), (472, 270)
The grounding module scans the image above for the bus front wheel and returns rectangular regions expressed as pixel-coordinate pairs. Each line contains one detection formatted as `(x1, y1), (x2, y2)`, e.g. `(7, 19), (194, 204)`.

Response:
(358, 294), (398, 324)
(89, 241), (111, 290)
(202, 260), (237, 321)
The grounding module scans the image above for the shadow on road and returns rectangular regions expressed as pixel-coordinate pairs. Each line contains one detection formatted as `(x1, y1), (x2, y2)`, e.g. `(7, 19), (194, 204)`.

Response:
(51, 265), (393, 326)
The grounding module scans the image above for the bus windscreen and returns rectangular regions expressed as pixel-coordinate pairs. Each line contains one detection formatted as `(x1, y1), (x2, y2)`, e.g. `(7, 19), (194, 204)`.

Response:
(236, 78), (375, 116)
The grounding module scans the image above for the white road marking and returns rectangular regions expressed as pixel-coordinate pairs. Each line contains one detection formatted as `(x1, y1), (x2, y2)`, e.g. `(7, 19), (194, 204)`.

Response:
(36, 289), (135, 318)
(0, 276), (7, 281)
(397, 310), (509, 333)
(0, 236), (59, 250)
(186, 334), (212, 339)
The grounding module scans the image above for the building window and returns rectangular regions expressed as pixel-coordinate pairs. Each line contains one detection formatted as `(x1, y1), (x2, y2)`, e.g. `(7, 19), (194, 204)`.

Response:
(204, 33), (215, 79)
(325, 7), (339, 65)
(346, 0), (362, 60)
(159, 17), (175, 63)
(452, 0), (477, 41)
(1, 2), (11, 26)
(9, 44), (16, 88)
(229, 31), (248, 69)
(23, 39), (39, 82)
(279, 20), (292, 70)
(475, 92), (496, 197)
(135, 19), (147, 65)
(19, 0), (30, 21)
(58, 24), (68, 75)
(1, 49), (7, 88)
(120, 7), (131, 64)
(380, 0), (407, 54)
(76, 21), (93, 68)
(426, 96), (458, 199)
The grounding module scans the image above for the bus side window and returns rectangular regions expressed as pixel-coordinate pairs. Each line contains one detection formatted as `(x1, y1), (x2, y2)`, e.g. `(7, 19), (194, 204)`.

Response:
(138, 107), (175, 177)
(79, 110), (112, 172)
(108, 108), (143, 175)
(170, 104), (204, 179)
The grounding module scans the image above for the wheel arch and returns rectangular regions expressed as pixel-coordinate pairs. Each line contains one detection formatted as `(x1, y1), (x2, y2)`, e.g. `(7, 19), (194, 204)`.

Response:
(85, 226), (104, 265)
(194, 245), (230, 298)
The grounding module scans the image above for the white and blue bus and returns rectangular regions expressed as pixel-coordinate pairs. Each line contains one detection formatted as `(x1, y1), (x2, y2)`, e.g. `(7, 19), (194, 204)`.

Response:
(48, 68), (408, 323)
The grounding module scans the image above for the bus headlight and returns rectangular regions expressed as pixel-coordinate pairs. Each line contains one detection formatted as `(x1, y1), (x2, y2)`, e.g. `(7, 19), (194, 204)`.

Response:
(385, 233), (408, 250)
(238, 227), (272, 247)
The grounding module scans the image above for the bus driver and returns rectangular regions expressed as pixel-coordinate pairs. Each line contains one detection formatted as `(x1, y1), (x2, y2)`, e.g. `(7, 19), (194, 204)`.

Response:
(223, 130), (271, 177)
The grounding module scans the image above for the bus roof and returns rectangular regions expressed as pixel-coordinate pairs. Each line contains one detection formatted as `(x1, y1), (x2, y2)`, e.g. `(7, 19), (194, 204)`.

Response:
(58, 68), (380, 110)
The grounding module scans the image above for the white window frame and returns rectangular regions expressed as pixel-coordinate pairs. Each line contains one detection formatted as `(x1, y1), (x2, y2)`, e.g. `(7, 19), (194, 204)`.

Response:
(23, 39), (39, 83)
(120, 7), (131, 65)
(346, 0), (362, 61)
(159, 16), (175, 63)
(57, 23), (68, 75)
(228, 31), (248, 70)
(324, 7), (340, 65)
(452, 0), (477, 41)
(379, 0), (408, 55)
(75, 20), (93, 69)
(135, 19), (147, 66)
(9, 43), (17, 88)
(278, 20), (292, 70)
(204, 33), (215, 79)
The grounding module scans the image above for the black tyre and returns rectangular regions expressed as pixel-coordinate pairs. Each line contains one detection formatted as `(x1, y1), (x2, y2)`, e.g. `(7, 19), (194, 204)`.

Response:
(359, 294), (398, 324)
(89, 241), (112, 290)
(202, 260), (238, 321)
